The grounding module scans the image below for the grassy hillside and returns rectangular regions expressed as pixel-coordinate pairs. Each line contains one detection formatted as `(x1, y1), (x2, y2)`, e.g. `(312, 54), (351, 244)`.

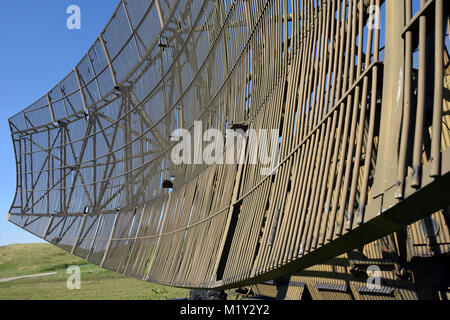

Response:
(0, 243), (189, 300)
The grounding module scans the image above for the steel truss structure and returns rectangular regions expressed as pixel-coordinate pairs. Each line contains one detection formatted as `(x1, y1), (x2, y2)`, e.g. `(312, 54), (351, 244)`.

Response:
(7, 0), (450, 293)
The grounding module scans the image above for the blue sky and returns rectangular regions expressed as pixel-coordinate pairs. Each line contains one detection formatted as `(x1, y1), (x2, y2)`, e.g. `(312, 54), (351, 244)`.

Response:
(0, 0), (119, 246)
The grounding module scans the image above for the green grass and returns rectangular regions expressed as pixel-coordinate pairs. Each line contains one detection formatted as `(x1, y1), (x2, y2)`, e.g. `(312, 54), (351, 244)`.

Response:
(0, 243), (189, 300)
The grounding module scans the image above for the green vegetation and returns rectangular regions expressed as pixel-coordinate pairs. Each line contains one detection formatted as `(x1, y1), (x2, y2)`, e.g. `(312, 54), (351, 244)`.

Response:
(0, 243), (189, 300)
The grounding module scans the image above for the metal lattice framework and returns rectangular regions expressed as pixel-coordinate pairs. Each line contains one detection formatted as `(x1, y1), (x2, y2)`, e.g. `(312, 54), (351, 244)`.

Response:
(7, 0), (450, 289)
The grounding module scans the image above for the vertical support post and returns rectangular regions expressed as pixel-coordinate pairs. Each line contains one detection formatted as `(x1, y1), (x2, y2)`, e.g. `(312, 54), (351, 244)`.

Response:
(212, 135), (247, 284)
(144, 197), (170, 280)
(71, 213), (88, 254)
(99, 34), (118, 88)
(43, 215), (55, 240)
(29, 134), (34, 216)
(430, 0), (444, 177)
(47, 130), (51, 214)
(411, 0), (428, 187)
(46, 94), (56, 123)
(396, 0), (413, 199)
(369, 0), (405, 210)
(100, 210), (120, 267)
(74, 68), (88, 112)
(120, 86), (133, 204)
(60, 124), (67, 214)
(123, 205), (146, 275)
(23, 134), (28, 219)
(155, 0), (165, 29)
(86, 214), (103, 261)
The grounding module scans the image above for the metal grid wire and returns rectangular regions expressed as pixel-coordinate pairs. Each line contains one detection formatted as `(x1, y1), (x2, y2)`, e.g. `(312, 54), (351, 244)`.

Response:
(7, 0), (450, 289)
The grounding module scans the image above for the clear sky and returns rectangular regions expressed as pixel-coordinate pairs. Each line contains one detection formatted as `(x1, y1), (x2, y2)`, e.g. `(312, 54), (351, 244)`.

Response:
(0, 0), (119, 246)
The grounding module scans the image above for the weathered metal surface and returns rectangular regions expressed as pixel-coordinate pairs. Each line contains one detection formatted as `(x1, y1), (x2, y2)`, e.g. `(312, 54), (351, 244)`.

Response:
(7, 0), (450, 291)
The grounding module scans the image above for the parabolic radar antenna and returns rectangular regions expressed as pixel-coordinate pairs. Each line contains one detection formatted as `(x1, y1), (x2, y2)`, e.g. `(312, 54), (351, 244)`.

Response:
(7, 0), (450, 299)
